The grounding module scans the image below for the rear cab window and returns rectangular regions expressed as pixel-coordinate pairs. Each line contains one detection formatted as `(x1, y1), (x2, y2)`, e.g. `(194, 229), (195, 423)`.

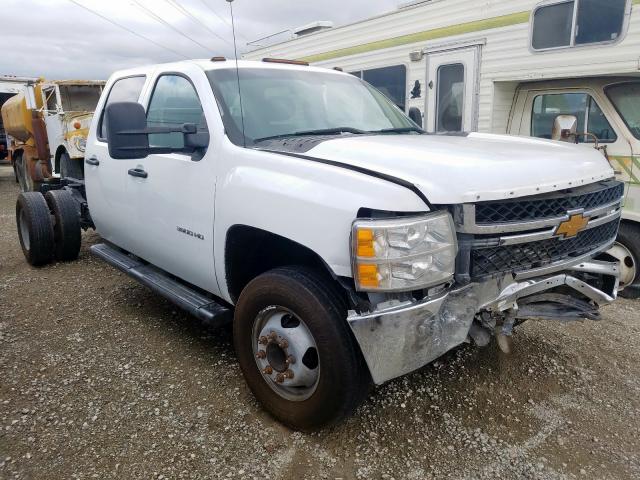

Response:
(98, 76), (147, 141)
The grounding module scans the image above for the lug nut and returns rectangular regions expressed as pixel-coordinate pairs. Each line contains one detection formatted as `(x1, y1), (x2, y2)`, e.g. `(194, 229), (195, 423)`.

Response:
(278, 339), (289, 349)
(256, 350), (266, 359)
(263, 366), (273, 375)
(259, 336), (268, 345)
(275, 373), (285, 383)
(286, 355), (296, 365)
(268, 331), (278, 341)
(284, 369), (294, 379)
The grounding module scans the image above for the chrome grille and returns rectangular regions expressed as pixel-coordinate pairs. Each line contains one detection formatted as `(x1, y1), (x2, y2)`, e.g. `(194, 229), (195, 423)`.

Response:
(475, 181), (624, 224)
(470, 221), (619, 278)
(453, 180), (624, 281)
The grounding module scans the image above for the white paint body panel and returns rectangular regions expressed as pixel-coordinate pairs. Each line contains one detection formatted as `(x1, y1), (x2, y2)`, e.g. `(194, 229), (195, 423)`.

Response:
(305, 132), (613, 203)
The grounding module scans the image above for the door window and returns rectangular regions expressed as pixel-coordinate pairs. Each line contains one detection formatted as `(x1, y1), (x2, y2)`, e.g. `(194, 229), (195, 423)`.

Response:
(531, 92), (617, 142)
(43, 88), (57, 112)
(98, 76), (146, 140)
(436, 63), (464, 133)
(532, 0), (628, 51)
(147, 75), (207, 149)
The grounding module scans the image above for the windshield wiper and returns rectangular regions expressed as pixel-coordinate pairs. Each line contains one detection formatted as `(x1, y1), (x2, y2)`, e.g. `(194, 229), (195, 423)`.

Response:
(368, 127), (425, 134)
(254, 127), (367, 142)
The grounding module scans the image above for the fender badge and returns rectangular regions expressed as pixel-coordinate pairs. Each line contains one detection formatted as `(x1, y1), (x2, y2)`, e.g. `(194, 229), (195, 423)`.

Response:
(554, 213), (590, 239)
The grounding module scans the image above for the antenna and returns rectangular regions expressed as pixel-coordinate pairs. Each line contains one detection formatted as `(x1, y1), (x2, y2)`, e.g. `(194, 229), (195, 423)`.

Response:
(226, 0), (246, 148)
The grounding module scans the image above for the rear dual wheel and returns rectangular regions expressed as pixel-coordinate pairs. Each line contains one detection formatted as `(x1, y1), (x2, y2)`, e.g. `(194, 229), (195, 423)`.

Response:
(45, 190), (81, 262)
(234, 267), (371, 431)
(16, 192), (55, 266)
(16, 190), (81, 266)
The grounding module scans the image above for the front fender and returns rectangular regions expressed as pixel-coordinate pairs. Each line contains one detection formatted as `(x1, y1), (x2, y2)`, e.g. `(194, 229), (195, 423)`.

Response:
(214, 145), (428, 303)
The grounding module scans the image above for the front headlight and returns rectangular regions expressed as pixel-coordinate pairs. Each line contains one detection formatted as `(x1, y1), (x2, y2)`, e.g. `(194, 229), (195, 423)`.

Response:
(351, 211), (457, 292)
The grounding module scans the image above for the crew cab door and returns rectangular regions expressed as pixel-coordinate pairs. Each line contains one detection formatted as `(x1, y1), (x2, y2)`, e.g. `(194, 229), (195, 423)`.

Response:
(127, 68), (219, 293)
(425, 45), (480, 133)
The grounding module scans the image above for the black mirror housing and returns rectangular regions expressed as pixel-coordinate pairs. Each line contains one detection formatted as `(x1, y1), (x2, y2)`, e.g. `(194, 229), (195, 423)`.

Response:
(105, 102), (151, 159)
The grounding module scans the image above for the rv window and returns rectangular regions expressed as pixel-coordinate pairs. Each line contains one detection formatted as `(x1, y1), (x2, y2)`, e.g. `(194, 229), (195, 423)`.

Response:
(362, 66), (407, 111)
(350, 66), (407, 110)
(531, 93), (616, 143)
(575, 0), (626, 45)
(436, 64), (464, 133)
(532, 1), (574, 50)
(532, 0), (628, 50)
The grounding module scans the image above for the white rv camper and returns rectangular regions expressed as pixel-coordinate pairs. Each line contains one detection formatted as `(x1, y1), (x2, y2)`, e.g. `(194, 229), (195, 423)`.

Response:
(245, 0), (640, 294)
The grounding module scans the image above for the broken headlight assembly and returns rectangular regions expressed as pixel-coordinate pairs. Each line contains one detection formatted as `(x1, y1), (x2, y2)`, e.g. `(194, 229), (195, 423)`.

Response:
(351, 211), (458, 292)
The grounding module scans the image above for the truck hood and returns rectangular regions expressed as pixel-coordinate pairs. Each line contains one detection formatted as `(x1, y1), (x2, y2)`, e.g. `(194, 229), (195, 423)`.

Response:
(301, 132), (614, 204)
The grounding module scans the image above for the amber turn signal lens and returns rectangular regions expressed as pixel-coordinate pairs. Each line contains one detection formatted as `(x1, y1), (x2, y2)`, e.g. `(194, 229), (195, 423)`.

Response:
(357, 264), (379, 288)
(73, 121), (82, 130)
(356, 229), (375, 257)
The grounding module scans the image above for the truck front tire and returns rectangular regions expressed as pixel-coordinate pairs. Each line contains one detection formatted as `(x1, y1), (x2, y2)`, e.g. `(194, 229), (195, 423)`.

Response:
(234, 267), (370, 431)
(16, 192), (55, 266)
(45, 190), (81, 261)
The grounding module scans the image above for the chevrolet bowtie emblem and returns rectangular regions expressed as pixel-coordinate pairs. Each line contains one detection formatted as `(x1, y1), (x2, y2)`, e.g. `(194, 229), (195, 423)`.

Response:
(555, 213), (590, 239)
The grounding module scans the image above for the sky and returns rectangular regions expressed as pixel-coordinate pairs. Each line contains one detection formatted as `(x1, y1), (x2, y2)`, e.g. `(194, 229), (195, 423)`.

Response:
(0, 0), (403, 80)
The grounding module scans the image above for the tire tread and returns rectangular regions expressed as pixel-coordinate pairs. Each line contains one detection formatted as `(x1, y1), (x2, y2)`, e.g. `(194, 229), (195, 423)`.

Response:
(16, 192), (54, 266)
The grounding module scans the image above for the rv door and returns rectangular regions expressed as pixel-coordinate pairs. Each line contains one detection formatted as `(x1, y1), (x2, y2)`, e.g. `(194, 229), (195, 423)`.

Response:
(425, 46), (480, 133)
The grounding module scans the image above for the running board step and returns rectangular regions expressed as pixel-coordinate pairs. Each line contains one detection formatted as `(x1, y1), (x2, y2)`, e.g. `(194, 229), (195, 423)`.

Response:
(91, 243), (232, 328)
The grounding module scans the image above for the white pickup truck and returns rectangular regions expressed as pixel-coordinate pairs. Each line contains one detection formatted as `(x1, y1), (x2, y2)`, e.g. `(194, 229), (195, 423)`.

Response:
(15, 59), (624, 430)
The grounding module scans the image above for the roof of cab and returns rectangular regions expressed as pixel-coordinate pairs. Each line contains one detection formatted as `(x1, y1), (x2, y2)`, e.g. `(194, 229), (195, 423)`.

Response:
(107, 58), (346, 82)
(192, 58), (345, 75)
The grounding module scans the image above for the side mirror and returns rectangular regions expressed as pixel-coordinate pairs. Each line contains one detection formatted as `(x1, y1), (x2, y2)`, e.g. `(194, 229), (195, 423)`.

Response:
(552, 115), (578, 143)
(408, 107), (423, 128)
(105, 101), (210, 159)
(105, 102), (150, 159)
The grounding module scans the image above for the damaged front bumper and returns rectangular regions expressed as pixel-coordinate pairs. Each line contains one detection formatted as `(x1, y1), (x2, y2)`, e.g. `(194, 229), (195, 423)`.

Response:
(347, 260), (619, 385)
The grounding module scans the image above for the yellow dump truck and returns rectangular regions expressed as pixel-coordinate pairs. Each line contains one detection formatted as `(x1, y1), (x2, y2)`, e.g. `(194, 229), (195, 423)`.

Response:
(1, 78), (105, 191)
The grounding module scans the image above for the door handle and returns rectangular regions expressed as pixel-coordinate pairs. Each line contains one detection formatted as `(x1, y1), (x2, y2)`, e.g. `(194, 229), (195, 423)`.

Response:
(128, 168), (148, 179)
(85, 156), (100, 166)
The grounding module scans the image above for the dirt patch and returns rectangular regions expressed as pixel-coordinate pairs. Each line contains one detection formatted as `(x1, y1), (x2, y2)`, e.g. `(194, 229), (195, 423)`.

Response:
(0, 165), (639, 479)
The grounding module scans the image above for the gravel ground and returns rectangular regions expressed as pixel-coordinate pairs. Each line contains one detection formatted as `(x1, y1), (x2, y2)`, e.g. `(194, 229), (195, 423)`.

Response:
(0, 164), (639, 480)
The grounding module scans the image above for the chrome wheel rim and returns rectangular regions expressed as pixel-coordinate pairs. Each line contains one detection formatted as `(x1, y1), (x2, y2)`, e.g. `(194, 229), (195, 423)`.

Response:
(609, 242), (637, 288)
(19, 210), (30, 251)
(252, 306), (320, 402)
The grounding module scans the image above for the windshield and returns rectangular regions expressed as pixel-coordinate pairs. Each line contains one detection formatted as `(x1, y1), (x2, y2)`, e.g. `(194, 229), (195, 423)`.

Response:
(207, 68), (417, 146)
(606, 82), (640, 140)
(59, 84), (103, 112)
